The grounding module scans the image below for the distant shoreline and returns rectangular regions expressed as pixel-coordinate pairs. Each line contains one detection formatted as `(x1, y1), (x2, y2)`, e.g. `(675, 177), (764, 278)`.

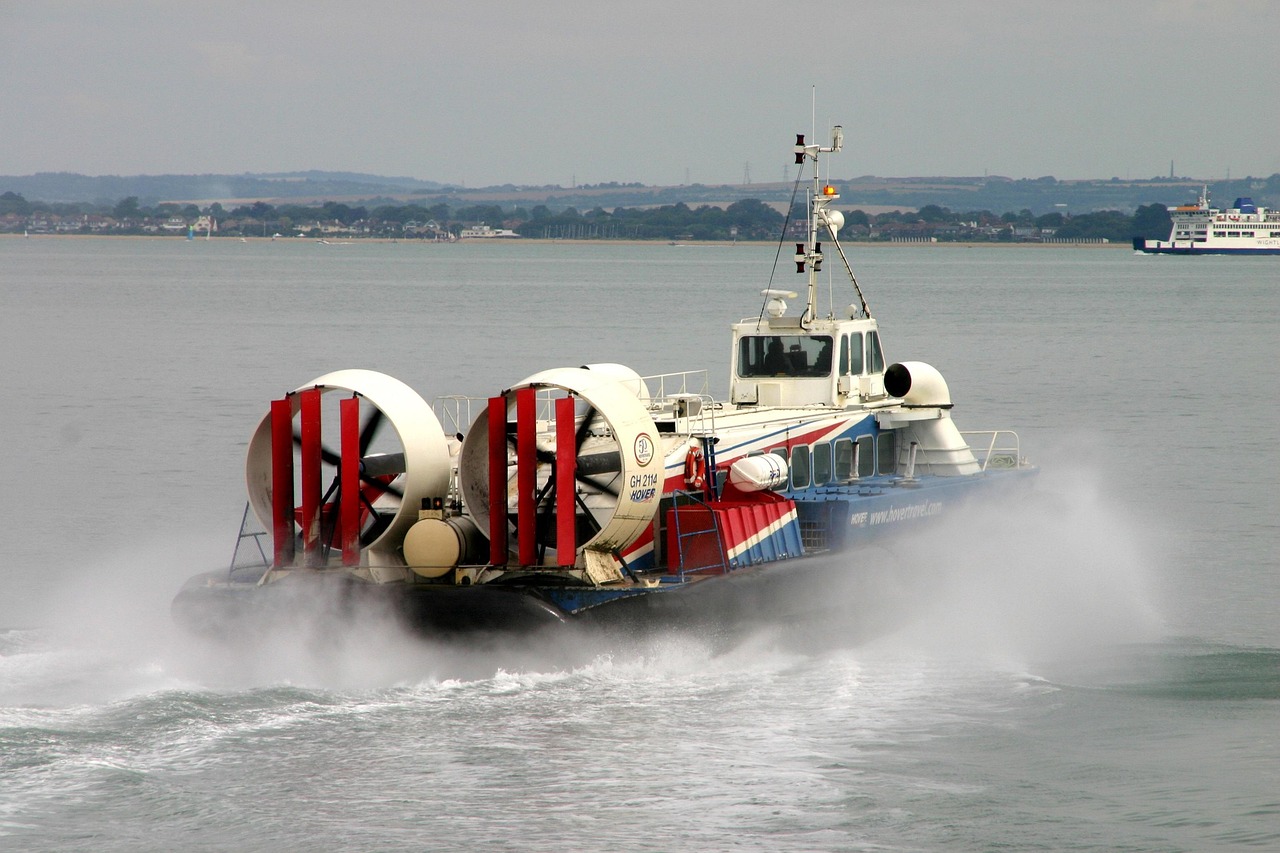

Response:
(0, 233), (1128, 249)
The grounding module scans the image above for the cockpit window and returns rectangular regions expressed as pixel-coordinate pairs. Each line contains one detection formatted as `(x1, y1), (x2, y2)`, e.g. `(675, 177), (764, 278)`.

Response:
(866, 331), (884, 374)
(738, 335), (834, 377)
(846, 332), (863, 374)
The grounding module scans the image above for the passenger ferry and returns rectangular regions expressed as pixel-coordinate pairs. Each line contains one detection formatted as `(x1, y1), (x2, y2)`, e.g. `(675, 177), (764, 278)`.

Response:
(1134, 188), (1280, 255)
(459, 223), (521, 239)
(172, 126), (1036, 639)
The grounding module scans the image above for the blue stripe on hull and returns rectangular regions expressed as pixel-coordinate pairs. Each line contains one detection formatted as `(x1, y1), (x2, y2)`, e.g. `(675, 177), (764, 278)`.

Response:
(792, 468), (1036, 552)
(1136, 246), (1280, 255)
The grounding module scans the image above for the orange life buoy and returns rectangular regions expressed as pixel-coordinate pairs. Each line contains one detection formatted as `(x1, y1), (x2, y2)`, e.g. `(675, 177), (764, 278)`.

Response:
(683, 446), (707, 490)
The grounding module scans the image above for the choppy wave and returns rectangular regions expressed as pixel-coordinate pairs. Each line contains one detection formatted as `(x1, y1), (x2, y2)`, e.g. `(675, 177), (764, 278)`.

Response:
(1041, 638), (1280, 701)
(6, 618), (1280, 851)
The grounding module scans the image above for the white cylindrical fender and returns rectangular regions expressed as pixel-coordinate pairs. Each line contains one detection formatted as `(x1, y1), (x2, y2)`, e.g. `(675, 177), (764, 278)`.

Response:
(727, 454), (789, 492)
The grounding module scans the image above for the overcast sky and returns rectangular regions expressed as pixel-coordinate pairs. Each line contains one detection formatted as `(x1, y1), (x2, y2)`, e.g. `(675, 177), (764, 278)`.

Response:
(3, 1), (1277, 187)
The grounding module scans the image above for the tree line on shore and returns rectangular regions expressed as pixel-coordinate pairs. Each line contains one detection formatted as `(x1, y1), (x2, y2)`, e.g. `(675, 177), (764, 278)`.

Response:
(1, 190), (1172, 243)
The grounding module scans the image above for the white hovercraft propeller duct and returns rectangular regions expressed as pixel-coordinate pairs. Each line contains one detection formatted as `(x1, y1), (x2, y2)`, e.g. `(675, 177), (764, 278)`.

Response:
(457, 366), (661, 584)
(245, 369), (452, 564)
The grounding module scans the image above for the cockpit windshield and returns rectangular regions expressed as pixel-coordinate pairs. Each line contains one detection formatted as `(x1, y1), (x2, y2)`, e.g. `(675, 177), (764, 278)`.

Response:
(738, 335), (834, 377)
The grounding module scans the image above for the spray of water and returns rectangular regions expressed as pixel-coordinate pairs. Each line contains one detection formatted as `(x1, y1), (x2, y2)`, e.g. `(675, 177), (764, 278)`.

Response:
(9, 447), (1170, 706)
(854, 460), (1169, 669)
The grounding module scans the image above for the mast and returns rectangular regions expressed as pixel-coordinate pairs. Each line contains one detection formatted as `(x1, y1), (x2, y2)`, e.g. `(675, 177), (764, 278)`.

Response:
(793, 126), (842, 325)
(792, 125), (868, 323)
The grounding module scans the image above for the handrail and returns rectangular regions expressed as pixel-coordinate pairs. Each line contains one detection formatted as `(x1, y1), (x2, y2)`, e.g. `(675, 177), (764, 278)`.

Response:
(960, 429), (1024, 471)
(433, 372), (728, 445)
(432, 394), (482, 436)
(641, 369), (710, 399)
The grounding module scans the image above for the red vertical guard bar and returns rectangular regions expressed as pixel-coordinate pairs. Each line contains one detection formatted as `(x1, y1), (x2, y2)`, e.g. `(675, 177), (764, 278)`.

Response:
(299, 387), (323, 567)
(487, 395), (508, 566)
(515, 387), (537, 566)
(555, 396), (577, 566)
(270, 397), (295, 567)
(339, 395), (361, 567)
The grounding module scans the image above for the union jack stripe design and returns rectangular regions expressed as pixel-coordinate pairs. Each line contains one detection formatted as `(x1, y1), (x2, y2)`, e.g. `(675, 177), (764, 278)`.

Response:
(665, 495), (802, 574)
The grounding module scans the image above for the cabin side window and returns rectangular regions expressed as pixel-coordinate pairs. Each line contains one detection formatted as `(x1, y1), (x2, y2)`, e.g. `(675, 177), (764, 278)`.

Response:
(834, 438), (854, 481)
(737, 335), (834, 377)
(866, 331), (885, 374)
(812, 442), (832, 485)
(876, 431), (896, 475)
(856, 435), (875, 477)
(790, 445), (811, 489)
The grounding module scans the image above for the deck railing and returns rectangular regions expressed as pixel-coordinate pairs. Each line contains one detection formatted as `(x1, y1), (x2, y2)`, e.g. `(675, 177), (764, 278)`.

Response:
(432, 394), (481, 437)
(960, 429), (1024, 471)
(640, 369), (710, 400)
(434, 370), (718, 438)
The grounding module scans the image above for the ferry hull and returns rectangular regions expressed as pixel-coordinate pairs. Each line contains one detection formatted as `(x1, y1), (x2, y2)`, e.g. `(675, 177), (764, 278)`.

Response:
(1134, 237), (1280, 256)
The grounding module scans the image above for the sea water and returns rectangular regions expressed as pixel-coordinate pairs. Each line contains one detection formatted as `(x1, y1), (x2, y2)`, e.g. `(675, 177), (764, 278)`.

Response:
(1, 238), (1278, 851)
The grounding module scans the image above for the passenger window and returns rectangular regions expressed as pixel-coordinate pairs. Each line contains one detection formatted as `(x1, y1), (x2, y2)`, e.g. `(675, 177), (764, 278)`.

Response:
(834, 438), (854, 481)
(790, 446), (811, 489)
(812, 443), (832, 485)
(876, 431), (896, 475)
(856, 435), (875, 477)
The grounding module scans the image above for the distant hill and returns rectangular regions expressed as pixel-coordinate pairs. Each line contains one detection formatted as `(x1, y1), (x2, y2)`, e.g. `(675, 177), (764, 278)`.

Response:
(2, 170), (1277, 216)
(837, 174), (1279, 217)
(0, 171), (450, 205)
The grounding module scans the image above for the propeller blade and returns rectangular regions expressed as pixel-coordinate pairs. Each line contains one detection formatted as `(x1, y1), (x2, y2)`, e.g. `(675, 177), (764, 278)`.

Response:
(505, 428), (556, 465)
(287, 401), (406, 511)
(294, 430), (342, 467)
(574, 404), (598, 453)
(357, 492), (393, 546)
(361, 475), (404, 500)
(534, 472), (557, 507)
(573, 492), (603, 535)
(359, 452), (405, 479)
(575, 472), (620, 498)
(360, 512), (393, 546)
(576, 450), (622, 477)
(359, 406), (385, 455)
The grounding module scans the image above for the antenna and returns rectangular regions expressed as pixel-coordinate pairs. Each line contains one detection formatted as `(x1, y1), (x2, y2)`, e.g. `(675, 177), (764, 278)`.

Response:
(791, 118), (870, 323)
(811, 86), (817, 151)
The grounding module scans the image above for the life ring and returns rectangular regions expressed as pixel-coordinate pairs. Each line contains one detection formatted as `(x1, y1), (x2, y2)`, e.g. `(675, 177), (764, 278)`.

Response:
(683, 446), (707, 491)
